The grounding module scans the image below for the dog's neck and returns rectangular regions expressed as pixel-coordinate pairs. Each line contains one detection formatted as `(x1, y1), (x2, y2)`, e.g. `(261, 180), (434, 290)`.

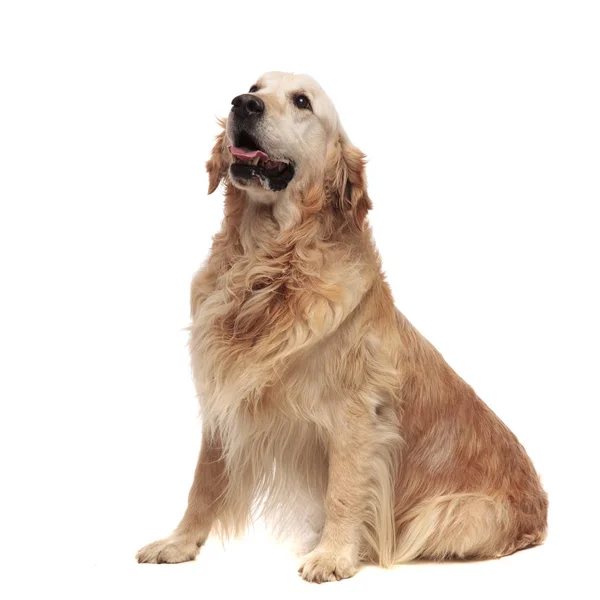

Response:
(223, 182), (337, 256)
(242, 188), (302, 232)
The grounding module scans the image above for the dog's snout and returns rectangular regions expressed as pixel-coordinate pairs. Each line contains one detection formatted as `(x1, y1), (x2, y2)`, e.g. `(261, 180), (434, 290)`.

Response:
(231, 94), (265, 119)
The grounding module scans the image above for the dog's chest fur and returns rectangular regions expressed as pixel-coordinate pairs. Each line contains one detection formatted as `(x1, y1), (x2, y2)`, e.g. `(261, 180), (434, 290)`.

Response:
(190, 220), (370, 410)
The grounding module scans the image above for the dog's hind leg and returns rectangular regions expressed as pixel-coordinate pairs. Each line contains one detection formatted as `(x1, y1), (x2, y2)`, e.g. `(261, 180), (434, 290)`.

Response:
(394, 493), (510, 562)
(393, 492), (547, 563)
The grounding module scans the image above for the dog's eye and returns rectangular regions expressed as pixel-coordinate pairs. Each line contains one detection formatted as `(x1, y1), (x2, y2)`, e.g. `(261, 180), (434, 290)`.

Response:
(249, 85), (259, 93)
(294, 94), (312, 110)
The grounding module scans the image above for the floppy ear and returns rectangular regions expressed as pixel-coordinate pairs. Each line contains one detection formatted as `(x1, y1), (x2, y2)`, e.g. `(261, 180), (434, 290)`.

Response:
(326, 135), (372, 229)
(205, 118), (228, 194)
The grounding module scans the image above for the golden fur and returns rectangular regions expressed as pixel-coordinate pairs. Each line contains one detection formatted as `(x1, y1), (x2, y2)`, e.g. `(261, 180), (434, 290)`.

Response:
(137, 72), (547, 582)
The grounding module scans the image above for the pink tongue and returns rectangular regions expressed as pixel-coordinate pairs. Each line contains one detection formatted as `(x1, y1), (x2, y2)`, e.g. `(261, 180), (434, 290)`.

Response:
(228, 145), (268, 161)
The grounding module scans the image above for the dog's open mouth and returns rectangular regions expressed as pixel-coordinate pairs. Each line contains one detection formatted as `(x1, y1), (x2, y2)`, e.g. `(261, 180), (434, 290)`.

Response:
(228, 131), (294, 191)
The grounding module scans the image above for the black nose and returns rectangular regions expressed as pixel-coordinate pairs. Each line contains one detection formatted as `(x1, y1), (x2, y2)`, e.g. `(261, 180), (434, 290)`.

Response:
(231, 94), (265, 119)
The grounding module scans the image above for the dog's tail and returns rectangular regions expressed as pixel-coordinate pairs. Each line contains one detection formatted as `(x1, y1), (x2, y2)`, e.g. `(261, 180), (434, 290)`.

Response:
(392, 493), (544, 563)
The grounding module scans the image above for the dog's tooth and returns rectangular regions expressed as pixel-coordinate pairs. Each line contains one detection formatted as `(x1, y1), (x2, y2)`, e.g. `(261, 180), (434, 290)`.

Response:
(251, 156), (260, 166)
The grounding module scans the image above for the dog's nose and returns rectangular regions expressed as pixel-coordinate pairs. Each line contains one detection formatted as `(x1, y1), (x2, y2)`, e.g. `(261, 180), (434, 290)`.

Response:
(231, 94), (265, 119)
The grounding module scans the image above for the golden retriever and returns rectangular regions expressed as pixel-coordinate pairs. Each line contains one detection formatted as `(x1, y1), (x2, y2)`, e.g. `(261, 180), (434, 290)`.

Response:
(136, 71), (548, 582)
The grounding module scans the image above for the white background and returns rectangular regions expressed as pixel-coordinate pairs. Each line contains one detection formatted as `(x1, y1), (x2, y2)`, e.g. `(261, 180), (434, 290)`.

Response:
(1, 1), (598, 598)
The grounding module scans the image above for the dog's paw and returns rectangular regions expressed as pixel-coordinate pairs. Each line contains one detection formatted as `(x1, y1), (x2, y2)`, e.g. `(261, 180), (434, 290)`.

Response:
(136, 536), (200, 564)
(298, 549), (358, 583)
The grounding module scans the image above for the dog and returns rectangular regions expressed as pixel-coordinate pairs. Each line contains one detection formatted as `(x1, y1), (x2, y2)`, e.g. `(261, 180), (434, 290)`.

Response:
(136, 72), (548, 583)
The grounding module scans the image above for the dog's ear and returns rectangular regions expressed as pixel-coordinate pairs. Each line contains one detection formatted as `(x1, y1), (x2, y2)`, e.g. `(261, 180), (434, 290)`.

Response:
(326, 134), (372, 230)
(206, 118), (228, 195)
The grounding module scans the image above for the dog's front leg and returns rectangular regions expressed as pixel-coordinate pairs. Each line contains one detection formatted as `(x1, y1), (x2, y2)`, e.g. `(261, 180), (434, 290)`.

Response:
(298, 411), (372, 583)
(136, 429), (227, 564)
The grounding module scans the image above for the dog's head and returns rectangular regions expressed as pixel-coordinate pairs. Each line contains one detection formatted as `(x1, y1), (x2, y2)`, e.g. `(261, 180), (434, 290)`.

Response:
(207, 72), (372, 228)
